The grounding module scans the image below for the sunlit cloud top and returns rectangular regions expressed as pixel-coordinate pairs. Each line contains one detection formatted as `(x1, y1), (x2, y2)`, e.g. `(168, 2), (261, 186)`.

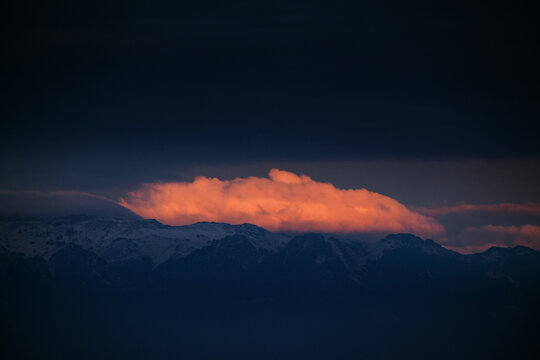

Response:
(119, 169), (445, 238)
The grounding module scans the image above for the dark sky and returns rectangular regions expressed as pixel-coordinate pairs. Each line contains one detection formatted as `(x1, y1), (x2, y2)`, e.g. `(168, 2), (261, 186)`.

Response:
(1, 1), (539, 251)
(2, 0), (538, 163)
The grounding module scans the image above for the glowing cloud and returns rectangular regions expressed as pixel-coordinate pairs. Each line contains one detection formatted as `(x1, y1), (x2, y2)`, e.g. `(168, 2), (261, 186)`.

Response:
(119, 169), (444, 238)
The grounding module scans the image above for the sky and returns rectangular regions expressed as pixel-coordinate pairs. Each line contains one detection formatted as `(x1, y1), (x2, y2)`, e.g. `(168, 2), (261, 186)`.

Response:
(1, 1), (539, 252)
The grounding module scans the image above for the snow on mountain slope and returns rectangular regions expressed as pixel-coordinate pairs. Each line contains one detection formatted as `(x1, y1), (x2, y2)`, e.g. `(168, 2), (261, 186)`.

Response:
(2, 216), (539, 289)
(0, 215), (461, 271)
(0, 216), (290, 266)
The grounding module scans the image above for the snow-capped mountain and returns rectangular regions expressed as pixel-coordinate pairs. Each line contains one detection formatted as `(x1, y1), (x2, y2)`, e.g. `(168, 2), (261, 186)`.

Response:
(2, 216), (540, 360)
(2, 216), (538, 283)
(0, 215), (289, 266)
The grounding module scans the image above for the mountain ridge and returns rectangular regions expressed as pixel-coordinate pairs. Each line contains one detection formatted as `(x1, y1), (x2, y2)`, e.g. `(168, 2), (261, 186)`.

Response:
(2, 216), (539, 359)
(1, 216), (538, 289)
(1, 215), (531, 259)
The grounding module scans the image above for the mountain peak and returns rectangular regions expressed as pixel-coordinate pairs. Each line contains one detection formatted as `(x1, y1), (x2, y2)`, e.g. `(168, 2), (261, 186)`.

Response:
(380, 233), (425, 247)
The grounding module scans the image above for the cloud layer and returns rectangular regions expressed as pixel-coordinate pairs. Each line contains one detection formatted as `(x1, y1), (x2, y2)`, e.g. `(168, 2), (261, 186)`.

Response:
(119, 169), (444, 238)
(415, 203), (540, 217)
(0, 190), (140, 219)
(454, 224), (540, 253)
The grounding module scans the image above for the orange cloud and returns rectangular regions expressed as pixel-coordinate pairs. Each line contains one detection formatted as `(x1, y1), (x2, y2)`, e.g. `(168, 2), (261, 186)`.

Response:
(414, 203), (540, 217)
(452, 224), (540, 253)
(119, 169), (444, 238)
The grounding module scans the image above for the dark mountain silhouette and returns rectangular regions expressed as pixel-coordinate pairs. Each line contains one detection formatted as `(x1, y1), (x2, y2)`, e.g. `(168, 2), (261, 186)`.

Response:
(1, 217), (539, 359)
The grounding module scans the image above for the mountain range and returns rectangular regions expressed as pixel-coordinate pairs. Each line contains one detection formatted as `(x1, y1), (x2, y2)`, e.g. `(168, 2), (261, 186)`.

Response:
(1, 216), (539, 359)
